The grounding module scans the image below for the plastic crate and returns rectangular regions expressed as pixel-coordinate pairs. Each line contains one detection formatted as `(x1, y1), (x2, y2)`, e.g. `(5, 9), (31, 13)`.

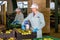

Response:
(4, 30), (15, 38)
(16, 31), (36, 40)
(15, 31), (22, 40)
(22, 32), (36, 39)
(0, 33), (4, 38)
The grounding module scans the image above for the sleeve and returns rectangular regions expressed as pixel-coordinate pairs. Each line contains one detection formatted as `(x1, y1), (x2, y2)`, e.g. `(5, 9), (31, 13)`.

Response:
(38, 13), (45, 29)
(19, 13), (24, 24)
(14, 15), (17, 21)
(22, 14), (31, 25)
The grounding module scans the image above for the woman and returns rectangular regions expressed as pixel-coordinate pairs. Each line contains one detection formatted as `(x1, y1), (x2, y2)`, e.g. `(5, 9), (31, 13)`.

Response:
(12, 8), (24, 25)
(22, 4), (45, 38)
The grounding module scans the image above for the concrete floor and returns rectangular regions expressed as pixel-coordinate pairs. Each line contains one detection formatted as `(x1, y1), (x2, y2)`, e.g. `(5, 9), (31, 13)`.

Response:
(43, 24), (60, 38)
(50, 27), (60, 38)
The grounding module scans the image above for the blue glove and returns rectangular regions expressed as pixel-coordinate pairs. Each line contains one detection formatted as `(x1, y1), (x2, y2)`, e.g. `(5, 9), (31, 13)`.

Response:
(21, 25), (25, 30)
(11, 21), (16, 24)
(15, 20), (19, 24)
(33, 28), (38, 32)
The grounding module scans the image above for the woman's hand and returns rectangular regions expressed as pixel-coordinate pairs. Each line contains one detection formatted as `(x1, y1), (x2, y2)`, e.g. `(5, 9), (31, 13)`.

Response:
(32, 28), (38, 32)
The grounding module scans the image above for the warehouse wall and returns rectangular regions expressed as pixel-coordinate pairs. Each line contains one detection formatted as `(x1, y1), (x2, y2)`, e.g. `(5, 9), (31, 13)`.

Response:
(7, 0), (13, 14)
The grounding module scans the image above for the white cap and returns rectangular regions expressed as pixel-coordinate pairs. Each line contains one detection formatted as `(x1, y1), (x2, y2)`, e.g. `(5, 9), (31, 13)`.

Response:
(15, 8), (21, 11)
(30, 3), (38, 9)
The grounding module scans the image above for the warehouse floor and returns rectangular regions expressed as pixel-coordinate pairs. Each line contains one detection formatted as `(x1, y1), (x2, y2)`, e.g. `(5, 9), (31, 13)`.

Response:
(50, 27), (60, 38)
(43, 24), (60, 38)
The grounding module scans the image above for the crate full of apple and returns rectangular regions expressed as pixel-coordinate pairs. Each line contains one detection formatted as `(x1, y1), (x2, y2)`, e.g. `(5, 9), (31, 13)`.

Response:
(15, 28), (36, 39)
(0, 31), (4, 38)
(7, 37), (17, 40)
(4, 29), (15, 38)
(16, 28), (32, 35)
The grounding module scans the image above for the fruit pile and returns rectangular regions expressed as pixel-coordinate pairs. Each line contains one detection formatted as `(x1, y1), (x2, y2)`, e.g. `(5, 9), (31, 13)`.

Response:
(16, 28), (32, 35)
(8, 37), (16, 40)
(5, 30), (12, 34)
(22, 39), (32, 40)
(0, 29), (12, 34)
(0, 31), (3, 34)
(0, 38), (16, 40)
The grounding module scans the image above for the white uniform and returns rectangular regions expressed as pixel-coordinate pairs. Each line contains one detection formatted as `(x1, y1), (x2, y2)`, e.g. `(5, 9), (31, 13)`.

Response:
(14, 13), (24, 24)
(22, 11), (45, 38)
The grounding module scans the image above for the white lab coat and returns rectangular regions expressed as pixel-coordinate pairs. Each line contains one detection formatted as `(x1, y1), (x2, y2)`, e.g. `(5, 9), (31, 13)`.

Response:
(22, 11), (45, 38)
(14, 13), (24, 24)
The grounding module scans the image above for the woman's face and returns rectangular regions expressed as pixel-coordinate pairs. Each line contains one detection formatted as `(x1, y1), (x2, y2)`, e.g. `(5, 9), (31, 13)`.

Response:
(31, 8), (37, 12)
(16, 11), (20, 14)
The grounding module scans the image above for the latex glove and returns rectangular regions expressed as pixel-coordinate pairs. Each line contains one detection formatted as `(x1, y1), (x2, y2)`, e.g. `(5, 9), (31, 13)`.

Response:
(14, 20), (19, 24)
(11, 21), (16, 24)
(33, 28), (38, 32)
(21, 25), (25, 30)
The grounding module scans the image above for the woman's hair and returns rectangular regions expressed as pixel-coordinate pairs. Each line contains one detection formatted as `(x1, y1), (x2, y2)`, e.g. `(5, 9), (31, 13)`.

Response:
(15, 8), (21, 12)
